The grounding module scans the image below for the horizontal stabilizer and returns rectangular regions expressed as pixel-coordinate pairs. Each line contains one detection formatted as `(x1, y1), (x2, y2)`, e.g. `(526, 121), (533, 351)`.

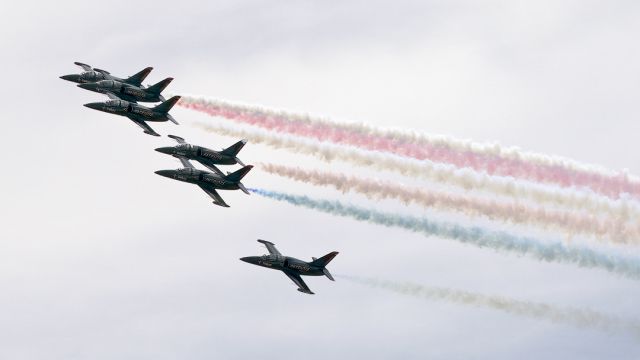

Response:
(238, 182), (250, 195)
(322, 268), (335, 281)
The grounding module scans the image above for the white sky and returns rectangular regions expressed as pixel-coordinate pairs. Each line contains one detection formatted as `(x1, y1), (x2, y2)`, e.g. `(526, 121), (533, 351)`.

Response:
(1, 1), (640, 359)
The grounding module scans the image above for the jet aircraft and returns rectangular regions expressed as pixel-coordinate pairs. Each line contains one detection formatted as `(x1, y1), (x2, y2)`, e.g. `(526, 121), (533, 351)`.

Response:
(83, 94), (180, 136)
(240, 240), (339, 295)
(155, 135), (247, 173)
(77, 77), (173, 103)
(155, 157), (252, 207)
(60, 62), (152, 87)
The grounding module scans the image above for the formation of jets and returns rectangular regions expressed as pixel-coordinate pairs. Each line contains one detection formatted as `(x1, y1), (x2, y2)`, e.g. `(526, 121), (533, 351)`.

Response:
(61, 62), (338, 294)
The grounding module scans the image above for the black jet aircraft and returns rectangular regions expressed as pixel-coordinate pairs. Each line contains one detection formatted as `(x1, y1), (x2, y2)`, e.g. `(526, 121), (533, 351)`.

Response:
(155, 157), (252, 207)
(77, 77), (173, 103)
(60, 62), (152, 87)
(155, 135), (247, 173)
(240, 240), (339, 295)
(83, 93), (180, 136)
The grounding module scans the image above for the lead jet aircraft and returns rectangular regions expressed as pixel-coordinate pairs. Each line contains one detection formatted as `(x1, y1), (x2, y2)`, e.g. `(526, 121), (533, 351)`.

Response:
(240, 240), (339, 295)
(83, 94), (180, 136)
(77, 77), (173, 103)
(60, 62), (152, 87)
(155, 135), (247, 173)
(155, 157), (253, 207)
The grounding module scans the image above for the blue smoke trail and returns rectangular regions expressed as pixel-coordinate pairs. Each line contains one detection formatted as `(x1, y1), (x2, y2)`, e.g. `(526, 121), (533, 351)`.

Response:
(249, 188), (640, 280)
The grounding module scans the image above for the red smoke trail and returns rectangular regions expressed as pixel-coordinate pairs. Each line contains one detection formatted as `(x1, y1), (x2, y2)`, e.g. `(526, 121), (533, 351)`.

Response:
(180, 97), (640, 200)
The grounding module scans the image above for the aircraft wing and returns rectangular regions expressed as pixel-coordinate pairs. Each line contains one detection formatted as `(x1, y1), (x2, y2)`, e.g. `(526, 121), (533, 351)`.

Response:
(105, 91), (120, 100)
(198, 184), (229, 207)
(130, 119), (160, 137)
(201, 162), (225, 177)
(257, 239), (281, 255)
(74, 61), (93, 71)
(283, 270), (314, 294)
(177, 156), (195, 169)
(168, 135), (186, 144)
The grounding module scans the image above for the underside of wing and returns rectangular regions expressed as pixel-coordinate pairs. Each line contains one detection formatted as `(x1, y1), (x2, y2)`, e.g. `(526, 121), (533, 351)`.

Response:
(283, 270), (314, 295)
(177, 156), (195, 169)
(201, 162), (225, 176)
(130, 119), (160, 137)
(198, 185), (229, 207)
(257, 239), (281, 255)
(74, 61), (93, 71)
(168, 135), (186, 144)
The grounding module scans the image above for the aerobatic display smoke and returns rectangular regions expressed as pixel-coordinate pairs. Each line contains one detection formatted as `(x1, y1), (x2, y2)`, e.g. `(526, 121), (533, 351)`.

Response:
(248, 188), (640, 279)
(340, 275), (640, 338)
(181, 96), (640, 199)
(259, 163), (640, 244)
(195, 122), (640, 222)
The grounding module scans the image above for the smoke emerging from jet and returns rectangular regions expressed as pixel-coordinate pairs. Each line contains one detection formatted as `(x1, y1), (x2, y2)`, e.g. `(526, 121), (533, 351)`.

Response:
(195, 122), (640, 222)
(259, 163), (640, 244)
(181, 96), (640, 200)
(340, 275), (640, 338)
(248, 188), (640, 279)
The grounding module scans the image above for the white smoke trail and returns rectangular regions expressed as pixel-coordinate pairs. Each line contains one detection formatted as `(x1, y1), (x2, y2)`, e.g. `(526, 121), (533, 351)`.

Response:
(340, 275), (640, 338)
(249, 188), (640, 280)
(259, 163), (640, 244)
(195, 122), (640, 222)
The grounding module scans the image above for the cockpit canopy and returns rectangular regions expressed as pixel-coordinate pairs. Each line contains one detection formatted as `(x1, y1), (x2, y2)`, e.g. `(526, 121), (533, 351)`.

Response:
(261, 254), (285, 263)
(98, 80), (117, 88)
(106, 99), (127, 107)
(80, 71), (106, 81)
(176, 143), (192, 150)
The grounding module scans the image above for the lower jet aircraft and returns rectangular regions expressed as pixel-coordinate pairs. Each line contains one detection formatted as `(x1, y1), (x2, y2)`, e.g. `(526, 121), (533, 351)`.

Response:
(155, 135), (247, 173)
(155, 157), (253, 207)
(60, 61), (152, 87)
(240, 240), (339, 295)
(83, 93), (180, 136)
(76, 77), (173, 103)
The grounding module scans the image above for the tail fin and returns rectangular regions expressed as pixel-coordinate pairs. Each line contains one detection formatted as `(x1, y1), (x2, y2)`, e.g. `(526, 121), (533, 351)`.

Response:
(153, 96), (181, 113)
(124, 67), (153, 87)
(311, 252), (338, 281)
(310, 252), (339, 267)
(225, 165), (253, 182)
(221, 139), (248, 157)
(146, 77), (173, 94)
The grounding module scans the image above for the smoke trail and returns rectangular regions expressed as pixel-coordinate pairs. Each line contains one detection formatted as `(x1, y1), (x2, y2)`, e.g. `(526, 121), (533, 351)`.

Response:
(340, 275), (640, 338)
(260, 163), (640, 244)
(194, 122), (640, 222)
(248, 188), (640, 280)
(180, 96), (640, 199)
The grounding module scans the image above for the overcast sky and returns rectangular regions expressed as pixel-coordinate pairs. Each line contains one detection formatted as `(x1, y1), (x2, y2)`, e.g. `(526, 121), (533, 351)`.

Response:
(1, 1), (640, 359)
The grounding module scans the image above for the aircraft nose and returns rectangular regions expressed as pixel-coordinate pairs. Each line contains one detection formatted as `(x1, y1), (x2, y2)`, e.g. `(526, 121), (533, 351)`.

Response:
(154, 146), (175, 155)
(154, 170), (175, 178)
(83, 102), (104, 111)
(60, 74), (81, 82)
(77, 82), (98, 91)
(240, 256), (260, 265)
